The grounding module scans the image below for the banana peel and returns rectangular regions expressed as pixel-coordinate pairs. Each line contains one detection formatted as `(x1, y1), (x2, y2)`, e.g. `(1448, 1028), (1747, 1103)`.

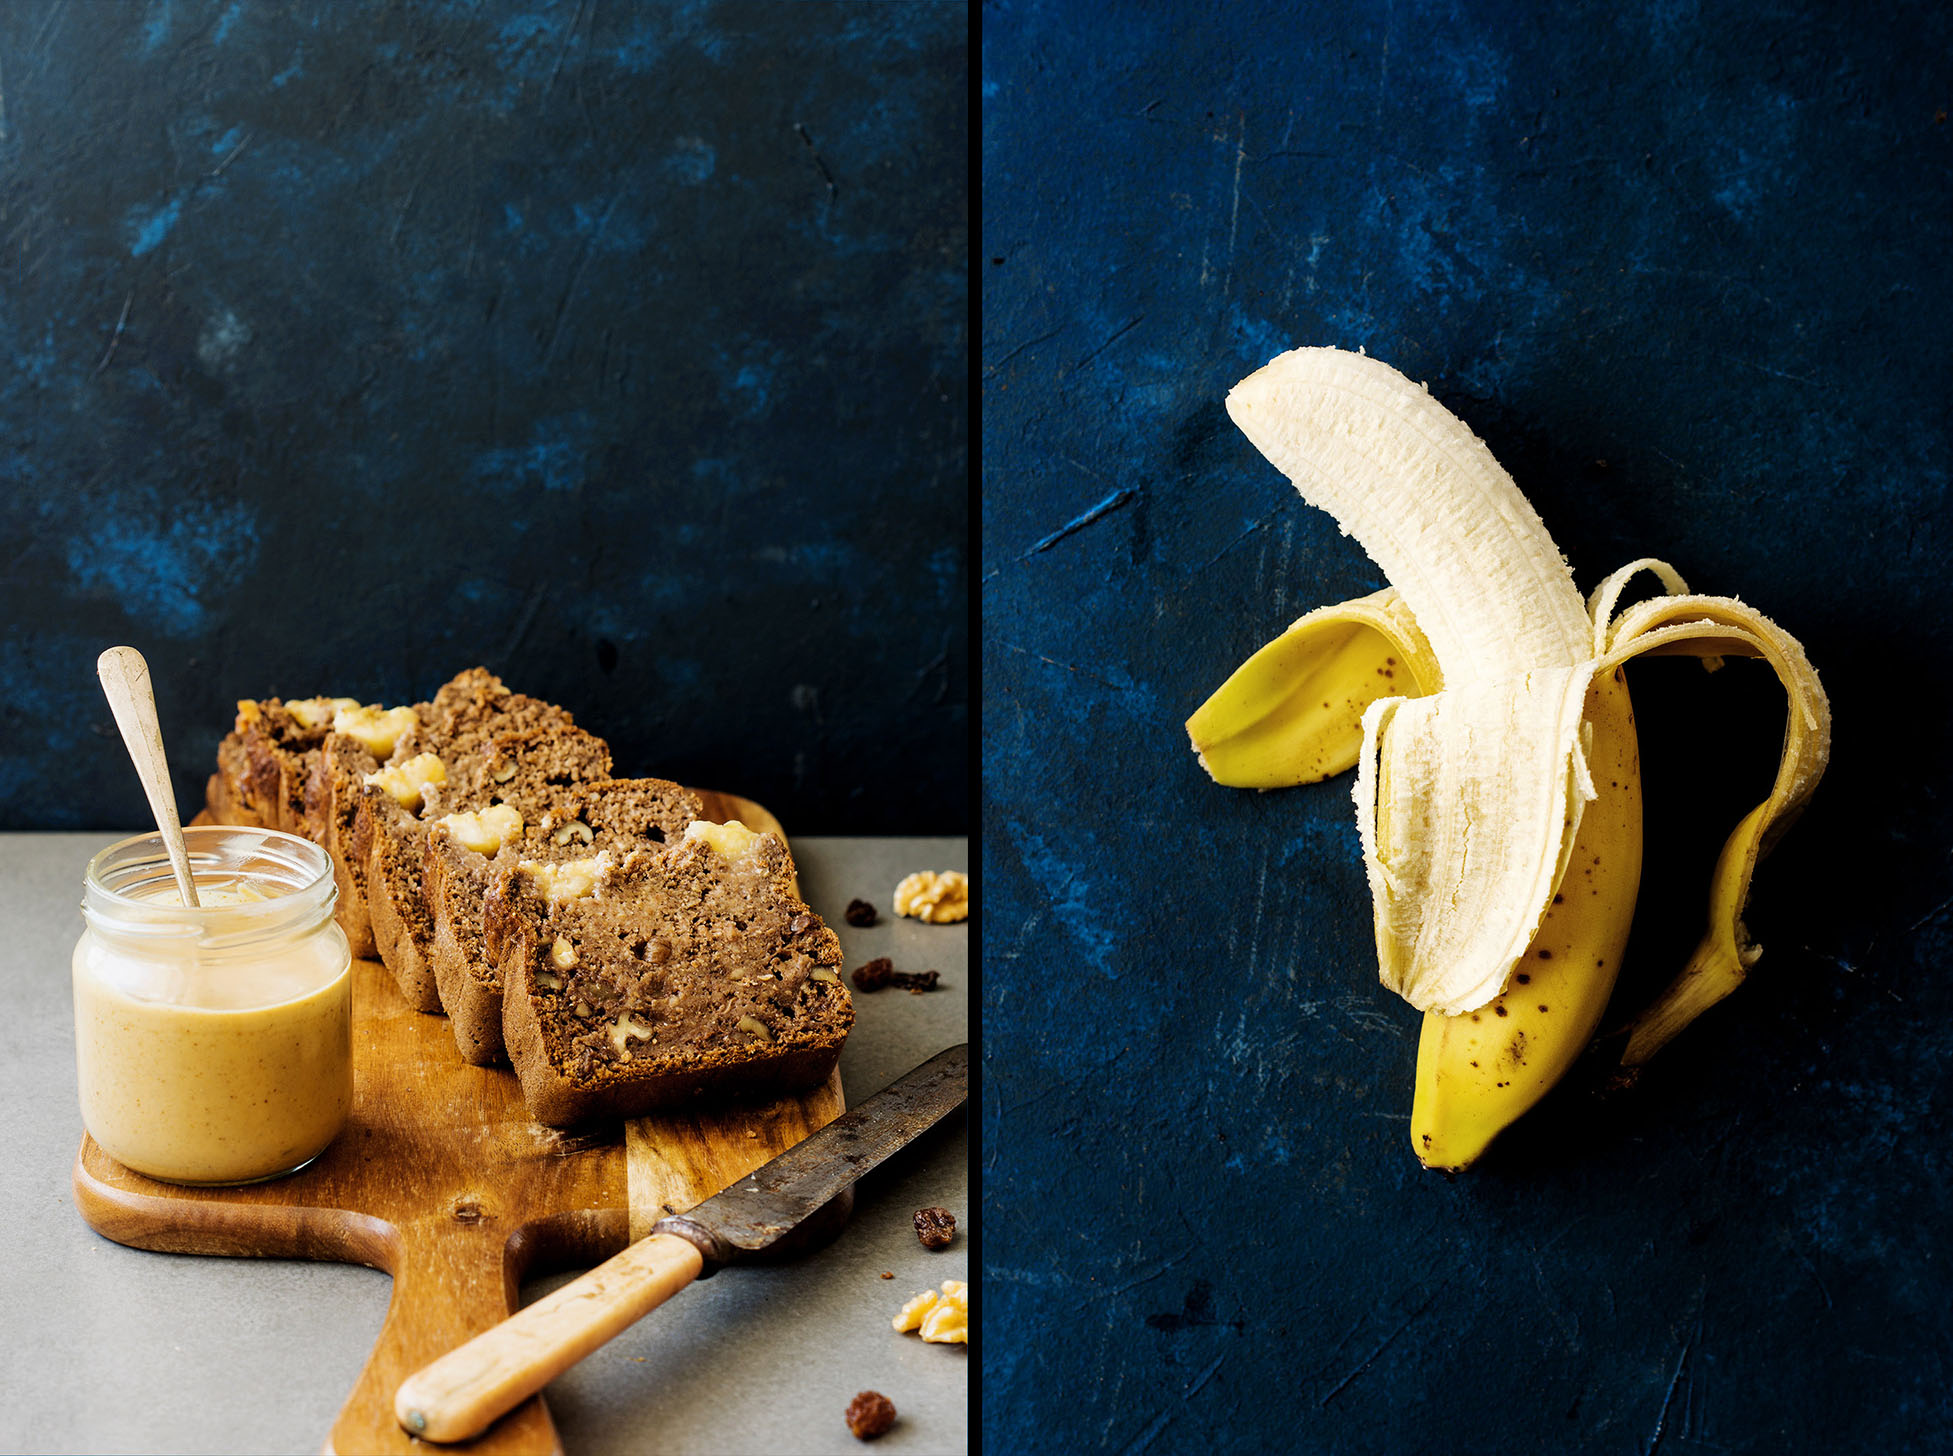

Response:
(1186, 588), (1439, 789)
(1187, 347), (1832, 1168)
(1596, 588), (1831, 1070)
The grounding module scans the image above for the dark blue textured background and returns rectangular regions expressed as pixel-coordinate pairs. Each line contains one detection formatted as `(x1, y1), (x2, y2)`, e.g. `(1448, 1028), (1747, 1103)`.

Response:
(983, 2), (1952, 1451)
(0, 0), (966, 834)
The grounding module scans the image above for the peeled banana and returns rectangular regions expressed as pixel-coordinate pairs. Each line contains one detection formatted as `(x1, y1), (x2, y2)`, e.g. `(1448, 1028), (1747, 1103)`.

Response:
(1188, 348), (1831, 1170)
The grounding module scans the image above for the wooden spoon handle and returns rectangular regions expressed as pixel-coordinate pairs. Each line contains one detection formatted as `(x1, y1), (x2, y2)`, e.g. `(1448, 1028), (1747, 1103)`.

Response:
(394, 1232), (705, 1444)
(95, 645), (198, 907)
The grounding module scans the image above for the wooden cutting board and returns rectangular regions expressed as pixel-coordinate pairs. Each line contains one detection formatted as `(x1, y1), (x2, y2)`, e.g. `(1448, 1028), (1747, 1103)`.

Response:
(71, 792), (845, 1456)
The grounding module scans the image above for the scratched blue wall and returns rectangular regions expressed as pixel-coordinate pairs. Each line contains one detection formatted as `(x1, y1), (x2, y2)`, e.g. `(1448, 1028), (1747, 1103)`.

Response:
(0, 0), (967, 833)
(984, 2), (1952, 1451)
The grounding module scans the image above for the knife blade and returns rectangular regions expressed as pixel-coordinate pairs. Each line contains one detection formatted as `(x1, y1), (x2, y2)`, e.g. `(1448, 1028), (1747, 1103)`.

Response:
(394, 1043), (968, 1444)
(655, 1041), (968, 1270)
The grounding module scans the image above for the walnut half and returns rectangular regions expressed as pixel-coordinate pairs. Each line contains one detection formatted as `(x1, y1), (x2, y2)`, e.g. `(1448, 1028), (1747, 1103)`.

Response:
(920, 1280), (968, 1344)
(893, 870), (970, 924)
(893, 1279), (968, 1345)
(609, 1012), (654, 1059)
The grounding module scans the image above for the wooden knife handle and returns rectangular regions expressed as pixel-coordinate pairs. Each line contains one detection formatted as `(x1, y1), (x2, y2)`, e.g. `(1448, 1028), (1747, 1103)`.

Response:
(394, 1232), (706, 1444)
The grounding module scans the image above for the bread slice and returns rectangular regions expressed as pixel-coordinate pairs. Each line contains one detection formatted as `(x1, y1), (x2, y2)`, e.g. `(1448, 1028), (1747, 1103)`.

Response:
(204, 733), (268, 828)
(289, 702), (422, 958)
(488, 822), (851, 1126)
(361, 669), (576, 1010)
(204, 693), (422, 960)
(304, 731), (407, 958)
(421, 727), (619, 1063)
(478, 778), (707, 968)
(217, 697), (350, 833)
(304, 734), (376, 956)
(357, 785), (446, 1009)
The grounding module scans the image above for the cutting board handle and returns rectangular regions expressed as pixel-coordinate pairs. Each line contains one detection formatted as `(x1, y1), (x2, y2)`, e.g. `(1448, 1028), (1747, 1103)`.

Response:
(392, 1232), (705, 1444)
(328, 1218), (563, 1456)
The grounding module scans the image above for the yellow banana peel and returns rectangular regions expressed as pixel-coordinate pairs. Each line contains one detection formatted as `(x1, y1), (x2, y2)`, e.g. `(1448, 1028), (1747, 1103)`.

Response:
(1186, 588), (1439, 789)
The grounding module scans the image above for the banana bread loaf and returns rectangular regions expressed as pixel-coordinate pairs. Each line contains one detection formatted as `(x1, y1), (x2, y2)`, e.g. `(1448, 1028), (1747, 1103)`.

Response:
(488, 820), (851, 1126)
(421, 727), (619, 1062)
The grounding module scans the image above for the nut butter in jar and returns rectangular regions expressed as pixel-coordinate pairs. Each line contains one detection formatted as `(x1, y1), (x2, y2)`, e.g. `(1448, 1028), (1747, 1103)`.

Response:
(74, 826), (353, 1185)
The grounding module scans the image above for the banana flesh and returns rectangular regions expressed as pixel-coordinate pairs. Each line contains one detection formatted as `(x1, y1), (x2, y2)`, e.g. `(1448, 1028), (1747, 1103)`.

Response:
(1225, 349), (1602, 1016)
(1188, 347), (1832, 1168)
(1224, 351), (1593, 681)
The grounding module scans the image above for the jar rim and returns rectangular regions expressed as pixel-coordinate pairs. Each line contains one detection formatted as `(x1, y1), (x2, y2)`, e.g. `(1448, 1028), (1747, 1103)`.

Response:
(82, 826), (337, 943)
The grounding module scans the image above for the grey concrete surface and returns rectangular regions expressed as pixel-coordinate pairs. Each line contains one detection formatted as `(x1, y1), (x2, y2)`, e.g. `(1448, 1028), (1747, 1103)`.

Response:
(0, 834), (967, 1455)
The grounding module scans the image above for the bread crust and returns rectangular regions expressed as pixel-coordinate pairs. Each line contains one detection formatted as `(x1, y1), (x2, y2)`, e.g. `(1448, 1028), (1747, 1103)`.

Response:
(359, 787), (444, 1012)
(426, 829), (506, 1061)
(238, 699), (336, 834)
(306, 733), (382, 959)
(203, 753), (267, 828)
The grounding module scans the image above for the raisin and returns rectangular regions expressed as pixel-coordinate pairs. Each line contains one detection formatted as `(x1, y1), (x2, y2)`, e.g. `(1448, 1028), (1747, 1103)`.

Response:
(851, 957), (894, 991)
(891, 970), (941, 994)
(845, 1390), (896, 1441)
(914, 1206), (956, 1250)
(844, 898), (879, 927)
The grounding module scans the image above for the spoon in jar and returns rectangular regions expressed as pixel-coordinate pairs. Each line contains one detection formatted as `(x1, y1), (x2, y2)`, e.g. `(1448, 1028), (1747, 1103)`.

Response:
(96, 646), (200, 908)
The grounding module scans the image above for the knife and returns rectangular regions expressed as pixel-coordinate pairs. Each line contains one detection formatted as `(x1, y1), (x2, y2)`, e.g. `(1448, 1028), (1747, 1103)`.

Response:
(393, 1042), (969, 1443)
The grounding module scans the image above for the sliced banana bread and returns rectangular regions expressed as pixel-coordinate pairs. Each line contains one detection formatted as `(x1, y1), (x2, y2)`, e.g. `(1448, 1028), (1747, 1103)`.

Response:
(300, 705), (425, 958)
(217, 696), (355, 832)
(305, 733), (382, 956)
(422, 727), (618, 1063)
(431, 772), (704, 1065)
(250, 695), (420, 833)
(488, 821), (851, 1126)
(205, 732), (267, 828)
(361, 669), (576, 1009)
(478, 778), (708, 968)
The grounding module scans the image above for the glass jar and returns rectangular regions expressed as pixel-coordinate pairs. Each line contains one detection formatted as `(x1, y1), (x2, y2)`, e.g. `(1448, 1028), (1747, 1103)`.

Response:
(74, 825), (353, 1185)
